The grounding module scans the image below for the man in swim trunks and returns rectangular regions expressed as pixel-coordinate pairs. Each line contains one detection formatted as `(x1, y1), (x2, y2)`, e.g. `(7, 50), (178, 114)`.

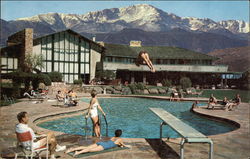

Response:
(65, 129), (131, 157)
(135, 50), (156, 72)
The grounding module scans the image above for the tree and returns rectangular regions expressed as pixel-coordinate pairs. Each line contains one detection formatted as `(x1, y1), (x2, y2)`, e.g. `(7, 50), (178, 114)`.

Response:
(180, 77), (192, 90)
(24, 53), (44, 73)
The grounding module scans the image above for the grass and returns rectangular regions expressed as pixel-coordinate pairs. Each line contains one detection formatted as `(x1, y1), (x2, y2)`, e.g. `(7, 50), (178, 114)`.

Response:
(136, 89), (250, 103)
(198, 89), (250, 103)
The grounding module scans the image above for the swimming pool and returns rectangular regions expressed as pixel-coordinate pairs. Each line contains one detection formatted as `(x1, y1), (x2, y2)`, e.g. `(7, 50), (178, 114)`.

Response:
(37, 97), (237, 138)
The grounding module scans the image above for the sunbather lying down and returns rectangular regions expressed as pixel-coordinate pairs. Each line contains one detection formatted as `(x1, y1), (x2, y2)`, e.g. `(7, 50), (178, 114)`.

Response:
(66, 129), (131, 157)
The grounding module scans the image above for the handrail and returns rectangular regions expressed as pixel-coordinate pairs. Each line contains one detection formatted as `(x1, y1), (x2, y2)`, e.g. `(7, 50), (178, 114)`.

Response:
(103, 115), (108, 137)
(85, 114), (109, 138)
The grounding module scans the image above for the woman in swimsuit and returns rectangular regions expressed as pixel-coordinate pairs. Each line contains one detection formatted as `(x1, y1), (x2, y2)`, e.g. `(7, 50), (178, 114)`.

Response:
(135, 50), (156, 73)
(85, 90), (106, 137)
(66, 129), (130, 157)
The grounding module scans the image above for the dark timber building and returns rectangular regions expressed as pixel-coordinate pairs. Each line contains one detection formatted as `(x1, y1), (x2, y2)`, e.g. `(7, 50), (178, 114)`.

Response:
(0, 28), (105, 83)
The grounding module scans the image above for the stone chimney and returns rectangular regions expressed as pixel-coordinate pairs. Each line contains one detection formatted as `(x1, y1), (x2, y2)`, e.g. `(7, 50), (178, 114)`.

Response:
(7, 28), (33, 71)
(130, 40), (141, 47)
(92, 35), (96, 42)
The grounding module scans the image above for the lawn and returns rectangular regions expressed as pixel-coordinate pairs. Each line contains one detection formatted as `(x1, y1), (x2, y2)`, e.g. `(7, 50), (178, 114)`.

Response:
(139, 89), (250, 103)
(198, 89), (250, 103)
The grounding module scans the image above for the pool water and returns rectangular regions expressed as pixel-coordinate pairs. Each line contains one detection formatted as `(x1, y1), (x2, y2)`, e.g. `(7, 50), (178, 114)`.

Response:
(38, 98), (237, 138)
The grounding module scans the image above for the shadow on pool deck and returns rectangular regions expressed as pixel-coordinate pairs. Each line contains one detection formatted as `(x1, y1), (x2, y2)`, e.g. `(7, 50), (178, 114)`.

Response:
(146, 139), (179, 159)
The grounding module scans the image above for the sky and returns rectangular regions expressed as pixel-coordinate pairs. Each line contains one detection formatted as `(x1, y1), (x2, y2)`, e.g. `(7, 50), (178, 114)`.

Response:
(1, 1), (249, 22)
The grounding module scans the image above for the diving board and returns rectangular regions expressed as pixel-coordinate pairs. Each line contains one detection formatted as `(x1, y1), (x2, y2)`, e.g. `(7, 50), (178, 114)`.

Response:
(150, 107), (213, 159)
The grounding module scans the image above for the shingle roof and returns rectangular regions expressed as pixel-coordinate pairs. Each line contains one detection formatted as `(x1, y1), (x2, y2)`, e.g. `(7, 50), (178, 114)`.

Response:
(104, 43), (217, 60)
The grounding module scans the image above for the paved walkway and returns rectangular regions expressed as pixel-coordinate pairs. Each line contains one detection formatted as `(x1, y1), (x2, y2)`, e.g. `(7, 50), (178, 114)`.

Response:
(0, 94), (249, 159)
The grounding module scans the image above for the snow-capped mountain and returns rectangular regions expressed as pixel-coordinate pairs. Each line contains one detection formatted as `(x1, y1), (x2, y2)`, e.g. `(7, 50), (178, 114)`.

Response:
(10, 4), (249, 34)
(218, 20), (249, 34)
(1, 4), (249, 52)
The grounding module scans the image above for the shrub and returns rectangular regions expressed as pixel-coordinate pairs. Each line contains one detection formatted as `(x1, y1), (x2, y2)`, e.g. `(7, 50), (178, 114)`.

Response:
(74, 79), (83, 85)
(40, 74), (52, 86)
(135, 82), (146, 90)
(96, 70), (116, 80)
(180, 77), (192, 90)
(162, 79), (172, 87)
(48, 72), (63, 82)
(128, 84), (137, 94)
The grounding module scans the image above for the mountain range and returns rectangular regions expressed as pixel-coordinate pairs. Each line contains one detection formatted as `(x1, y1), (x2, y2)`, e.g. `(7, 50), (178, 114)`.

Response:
(1, 4), (249, 53)
(208, 46), (250, 72)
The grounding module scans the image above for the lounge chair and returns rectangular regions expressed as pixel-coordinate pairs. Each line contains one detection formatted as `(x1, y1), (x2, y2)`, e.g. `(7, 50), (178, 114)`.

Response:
(23, 92), (44, 103)
(14, 131), (49, 159)
(207, 102), (228, 110)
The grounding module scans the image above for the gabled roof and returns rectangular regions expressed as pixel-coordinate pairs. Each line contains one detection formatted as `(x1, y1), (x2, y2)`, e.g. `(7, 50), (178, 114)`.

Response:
(104, 43), (217, 60)
(33, 29), (105, 53)
(0, 43), (22, 57)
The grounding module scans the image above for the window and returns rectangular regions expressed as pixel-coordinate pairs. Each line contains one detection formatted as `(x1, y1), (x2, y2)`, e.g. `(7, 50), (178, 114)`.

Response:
(65, 63), (69, 73)
(14, 58), (18, 69)
(80, 64), (85, 73)
(1, 57), (7, 65)
(59, 62), (64, 72)
(54, 49), (59, 61)
(74, 63), (79, 73)
(47, 62), (52, 72)
(60, 50), (64, 61)
(85, 53), (89, 63)
(64, 74), (69, 83)
(81, 53), (85, 62)
(85, 64), (89, 73)
(54, 62), (59, 72)
(69, 75), (74, 83)
(8, 58), (13, 69)
(70, 63), (74, 73)
(74, 75), (79, 81)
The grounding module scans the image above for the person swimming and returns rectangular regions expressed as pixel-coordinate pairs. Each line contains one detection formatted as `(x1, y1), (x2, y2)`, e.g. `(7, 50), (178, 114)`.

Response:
(65, 129), (131, 157)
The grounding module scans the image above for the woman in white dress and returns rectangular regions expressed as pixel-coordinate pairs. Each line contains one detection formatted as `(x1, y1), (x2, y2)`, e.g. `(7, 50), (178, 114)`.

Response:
(85, 90), (106, 137)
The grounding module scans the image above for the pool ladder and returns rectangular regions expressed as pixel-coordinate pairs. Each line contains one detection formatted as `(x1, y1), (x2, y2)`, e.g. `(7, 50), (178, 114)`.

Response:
(85, 114), (108, 139)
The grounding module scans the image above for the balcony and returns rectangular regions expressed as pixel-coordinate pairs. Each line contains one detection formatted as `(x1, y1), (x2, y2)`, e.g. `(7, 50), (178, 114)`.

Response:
(103, 62), (228, 73)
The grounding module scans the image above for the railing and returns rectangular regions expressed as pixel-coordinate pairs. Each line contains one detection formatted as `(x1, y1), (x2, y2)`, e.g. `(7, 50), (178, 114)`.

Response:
(84, 114), (108, 139)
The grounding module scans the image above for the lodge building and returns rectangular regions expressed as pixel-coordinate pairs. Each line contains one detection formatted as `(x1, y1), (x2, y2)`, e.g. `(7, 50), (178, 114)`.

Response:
(1, 28), (239, 86)
(0, 28), (105, 83)
(102, 41), (234, 86)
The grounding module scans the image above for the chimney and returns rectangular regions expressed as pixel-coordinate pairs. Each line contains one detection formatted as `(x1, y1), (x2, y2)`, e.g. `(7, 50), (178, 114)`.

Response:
(92, 35), (96, 42)
(130, 40), (141, 47)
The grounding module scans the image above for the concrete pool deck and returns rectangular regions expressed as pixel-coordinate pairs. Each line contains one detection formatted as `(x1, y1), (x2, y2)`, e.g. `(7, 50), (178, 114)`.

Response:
(0, 94), (249, 159)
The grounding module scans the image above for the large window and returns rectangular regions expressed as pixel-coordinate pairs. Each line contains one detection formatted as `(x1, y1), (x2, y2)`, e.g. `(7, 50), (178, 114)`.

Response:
(0, 57), (18, 73)
(38, 31), (92, 83)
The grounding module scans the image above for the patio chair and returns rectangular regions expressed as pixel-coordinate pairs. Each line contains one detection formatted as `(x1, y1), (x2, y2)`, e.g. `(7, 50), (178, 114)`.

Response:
(14, 131), (49, 159)
(23, 92), (44, 103)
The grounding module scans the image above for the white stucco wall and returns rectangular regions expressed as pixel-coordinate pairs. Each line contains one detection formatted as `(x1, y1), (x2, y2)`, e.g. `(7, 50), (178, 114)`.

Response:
(90, 49), (101, 80)
(103, 62), (228, 73)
